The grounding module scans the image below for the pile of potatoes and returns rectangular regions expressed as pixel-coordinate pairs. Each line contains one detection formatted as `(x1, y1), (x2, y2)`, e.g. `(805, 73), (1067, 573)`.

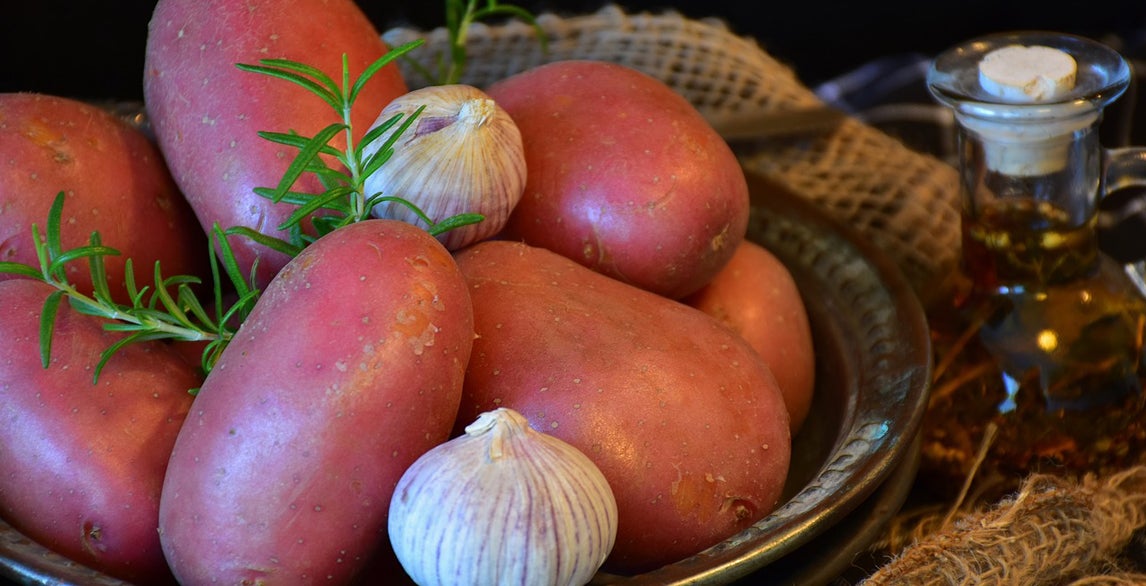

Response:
(0, 0), (815, 583)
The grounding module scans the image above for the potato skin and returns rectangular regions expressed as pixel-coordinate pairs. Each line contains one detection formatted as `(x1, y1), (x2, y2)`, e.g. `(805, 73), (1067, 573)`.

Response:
(159, 219), (475, 585)
(143, 0), (408, 289)
(0, 93), (207, 302)
(453, 240), (790, 575)
(685, 240), (816, 433)
(487, 59), (750, 300)
(0, 279), (199, 584)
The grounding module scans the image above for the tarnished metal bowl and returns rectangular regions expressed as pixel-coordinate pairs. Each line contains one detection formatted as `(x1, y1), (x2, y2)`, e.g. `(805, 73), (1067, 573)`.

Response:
(0, 167), (931, 586)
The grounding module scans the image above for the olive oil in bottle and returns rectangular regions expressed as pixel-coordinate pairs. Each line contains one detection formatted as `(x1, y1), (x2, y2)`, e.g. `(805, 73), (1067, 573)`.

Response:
(920, 32), (1146, 501)
(922, 198), (1146, 500)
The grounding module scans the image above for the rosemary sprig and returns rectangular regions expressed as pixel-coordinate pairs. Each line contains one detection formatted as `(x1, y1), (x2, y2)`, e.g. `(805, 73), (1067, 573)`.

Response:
(439, 0), (547, 85)
(0, 192), (258, 388)
(231, 41), (485, 256)
(395, 0), (547, 86)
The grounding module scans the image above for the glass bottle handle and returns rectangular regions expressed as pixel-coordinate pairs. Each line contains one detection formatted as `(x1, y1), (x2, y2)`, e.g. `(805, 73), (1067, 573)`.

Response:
(1105, 147), (1146, 193)
(1106, 146), (1146, 296)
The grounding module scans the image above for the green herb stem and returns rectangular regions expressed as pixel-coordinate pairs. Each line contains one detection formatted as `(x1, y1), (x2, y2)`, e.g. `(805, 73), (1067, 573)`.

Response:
(49, 279), (217, 343)
(234, 40), (486, 249)
(0, 192), (249, 385)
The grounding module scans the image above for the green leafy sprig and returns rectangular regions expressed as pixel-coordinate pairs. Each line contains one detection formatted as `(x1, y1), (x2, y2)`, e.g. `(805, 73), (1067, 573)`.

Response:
(0, 192), (258, 389)
(401, 0), (548, 86)
(230, 42), (484, 257)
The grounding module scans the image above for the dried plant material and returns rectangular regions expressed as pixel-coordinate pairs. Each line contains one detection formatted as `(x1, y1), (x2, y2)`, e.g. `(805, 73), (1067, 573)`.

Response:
(1068, 575), (1146, 585)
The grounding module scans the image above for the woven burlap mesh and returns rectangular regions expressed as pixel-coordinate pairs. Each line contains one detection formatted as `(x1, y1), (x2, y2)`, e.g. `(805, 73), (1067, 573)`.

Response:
(381, 4), (962, 298)
(862, 467), (1146, 585)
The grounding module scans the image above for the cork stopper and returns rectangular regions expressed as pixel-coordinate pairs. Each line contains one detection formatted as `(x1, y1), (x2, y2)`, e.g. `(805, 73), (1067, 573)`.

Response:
(979, 45), (1078, 102)
(970, 44), (1090, 176)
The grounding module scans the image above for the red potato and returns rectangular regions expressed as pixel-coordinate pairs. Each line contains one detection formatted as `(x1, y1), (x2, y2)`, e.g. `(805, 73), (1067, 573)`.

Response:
(158, 219), (475, 585)
(685, 240), (816, 433)
(453, 240), (791, 575)
(487, 59), (750, 300)
(143, 0), (409, 289)
(0, 93), (207, 303)
(0, 279), (200, 585)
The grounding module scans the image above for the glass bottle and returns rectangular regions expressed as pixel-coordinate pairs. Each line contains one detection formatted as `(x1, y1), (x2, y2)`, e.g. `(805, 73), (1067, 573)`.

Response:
(919, 31), (1146, 502)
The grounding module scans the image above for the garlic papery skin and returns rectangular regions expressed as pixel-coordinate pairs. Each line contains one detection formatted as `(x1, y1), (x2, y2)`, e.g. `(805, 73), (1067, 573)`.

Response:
(388, 407), (619, 586)
(361, 84), (526, 251)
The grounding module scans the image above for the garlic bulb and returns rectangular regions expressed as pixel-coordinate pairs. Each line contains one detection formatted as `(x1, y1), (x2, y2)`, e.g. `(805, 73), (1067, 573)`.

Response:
(388, 407), (619, 586)
(362, 84), (526, 250)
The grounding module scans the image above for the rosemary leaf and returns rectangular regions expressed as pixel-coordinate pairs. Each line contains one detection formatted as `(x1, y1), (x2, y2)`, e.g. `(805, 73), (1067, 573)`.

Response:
(95, 331), (160, 384)
(255, 130), (343, 158)
(349, 40), (423, 103)
(234, 62), (342, 112)
(361, 109), (423, 179)
(48, 244), (120, 277)
(223, 226), (303, 258)
(428, 213), (487, 236)
(262, 123), (347, 205)
(151, 262), (190, 324)
(278, 186), (355, 231)
(45, 193), (65, 263)
(38, 290), (64, 369)
(0, 262), (41, 279)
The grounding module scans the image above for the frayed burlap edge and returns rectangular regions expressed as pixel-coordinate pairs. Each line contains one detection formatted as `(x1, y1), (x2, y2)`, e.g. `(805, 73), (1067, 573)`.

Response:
(862, 466), (1146, 586)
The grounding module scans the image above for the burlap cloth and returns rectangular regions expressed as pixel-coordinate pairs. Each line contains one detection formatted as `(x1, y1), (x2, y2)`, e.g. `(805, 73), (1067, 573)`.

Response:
(382, 6), (1146, 584)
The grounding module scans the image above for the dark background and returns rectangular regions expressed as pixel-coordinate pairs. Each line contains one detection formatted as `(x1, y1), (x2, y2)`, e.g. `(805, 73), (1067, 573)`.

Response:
(4, 0), (1146, 101)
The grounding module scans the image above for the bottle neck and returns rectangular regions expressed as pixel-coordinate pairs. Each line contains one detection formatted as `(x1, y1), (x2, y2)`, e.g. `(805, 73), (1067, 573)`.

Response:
(955, 117), (1104, 293)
